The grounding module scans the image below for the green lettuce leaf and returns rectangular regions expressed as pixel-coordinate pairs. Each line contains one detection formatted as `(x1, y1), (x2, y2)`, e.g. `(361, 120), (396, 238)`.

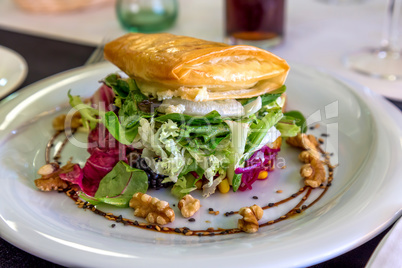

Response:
(231, 173), (242, 192)
(93, 161), (148, 207)
(171, 174), (198, 199)
(155, 110), (223, 125)
(104, 74), (141, 99)
(276, 122), (301, 137)
(283, 110), (307, 133)
(102, 111), (139, 145)
(68, 91), (100, 130)
(69, 82), (150, 145)
(179, 157), (204, 178)
(68, 94), (138, 145)
(179, 123), (230, 142)
(224, 120), (250, 188)
(245, 110), (283, 153)
(238, 85), (286, 107)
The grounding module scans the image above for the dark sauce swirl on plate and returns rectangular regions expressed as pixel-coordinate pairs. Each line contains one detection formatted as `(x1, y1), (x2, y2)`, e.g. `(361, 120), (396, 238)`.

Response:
(46, 129), (336, 236)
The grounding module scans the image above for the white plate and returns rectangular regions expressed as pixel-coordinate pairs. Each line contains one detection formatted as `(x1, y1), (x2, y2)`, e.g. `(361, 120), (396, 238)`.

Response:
(0, 46), (28, 99)
(1, 62), (402, 268)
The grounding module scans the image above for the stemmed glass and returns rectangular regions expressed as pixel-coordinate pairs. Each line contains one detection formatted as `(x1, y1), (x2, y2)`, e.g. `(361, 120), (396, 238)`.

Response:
(343, 0), (402, 81)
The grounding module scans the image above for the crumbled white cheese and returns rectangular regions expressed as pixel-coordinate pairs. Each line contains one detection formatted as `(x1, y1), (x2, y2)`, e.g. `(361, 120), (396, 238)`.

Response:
(157, 90), (175, 100)
(165, 104), (185, 114)
(193, 86), (209, 102)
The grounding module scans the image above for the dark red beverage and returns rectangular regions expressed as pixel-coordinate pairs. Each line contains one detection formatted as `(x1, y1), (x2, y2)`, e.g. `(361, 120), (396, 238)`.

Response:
(225, 0), (285, 48)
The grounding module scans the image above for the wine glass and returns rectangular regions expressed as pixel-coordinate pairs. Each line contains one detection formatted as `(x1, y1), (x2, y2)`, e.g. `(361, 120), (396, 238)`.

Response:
(343, 0), (402, 81)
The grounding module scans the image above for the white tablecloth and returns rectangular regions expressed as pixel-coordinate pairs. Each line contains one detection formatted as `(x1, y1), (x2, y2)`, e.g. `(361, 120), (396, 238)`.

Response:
(0, 0), (401, 100)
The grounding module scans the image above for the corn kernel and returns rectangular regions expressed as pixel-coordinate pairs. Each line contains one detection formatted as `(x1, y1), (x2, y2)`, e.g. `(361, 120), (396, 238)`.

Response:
(218, 179), (230, 194)
(195, 180), (202, 190)
(258, 171), (268, 180)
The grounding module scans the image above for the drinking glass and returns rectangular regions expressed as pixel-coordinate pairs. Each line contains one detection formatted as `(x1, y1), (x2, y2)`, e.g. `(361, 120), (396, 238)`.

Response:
(116, 0), (178, 33)
(225, 0), (285, 49)
(343, 0), (402, 80)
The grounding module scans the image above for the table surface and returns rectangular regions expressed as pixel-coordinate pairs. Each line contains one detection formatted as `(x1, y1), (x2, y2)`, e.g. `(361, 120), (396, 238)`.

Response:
(1, 1), (402, 267)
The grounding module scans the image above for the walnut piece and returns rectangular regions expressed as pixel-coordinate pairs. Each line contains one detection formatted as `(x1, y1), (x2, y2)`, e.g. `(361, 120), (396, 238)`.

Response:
(238, 204), (263, 233)
(35, 162), (74, 191)
(298, 150), (320, 163)
(286, 133), (318, 151)
(178, 194), (200, 218)
(35, 177), (69, 191)
(288, 134), (327, 188)
(52, 112), (82, 131)
(300, 164), (313, 178)
(300, 158), (326, 188)
(129, 192), (175, 225)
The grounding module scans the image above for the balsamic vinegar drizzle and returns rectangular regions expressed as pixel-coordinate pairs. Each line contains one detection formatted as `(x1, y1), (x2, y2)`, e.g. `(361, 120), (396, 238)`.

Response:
(47, 130), (336, 236)
(45, 131), (61, 164)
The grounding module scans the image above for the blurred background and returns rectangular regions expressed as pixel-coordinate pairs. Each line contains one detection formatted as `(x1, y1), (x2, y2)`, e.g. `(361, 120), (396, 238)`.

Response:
(0, 0), (400, 101)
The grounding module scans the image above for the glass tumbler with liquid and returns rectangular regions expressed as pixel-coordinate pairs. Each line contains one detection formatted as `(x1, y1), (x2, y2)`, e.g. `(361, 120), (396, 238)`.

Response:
(116, 0), (178, 33)
(225, 0), (285, 49)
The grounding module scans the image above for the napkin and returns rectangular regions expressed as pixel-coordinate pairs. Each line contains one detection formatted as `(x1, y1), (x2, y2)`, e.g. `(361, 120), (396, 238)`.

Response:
(366, 217), (402, 268)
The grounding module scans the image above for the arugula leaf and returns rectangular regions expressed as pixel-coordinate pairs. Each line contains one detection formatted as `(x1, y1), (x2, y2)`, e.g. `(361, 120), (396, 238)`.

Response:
(283, 110), (307, 133)
(179, 136), (229, 156)
(104, 74), (130, 99)
(129, 81), (148, 103)
(155, 110), (223, 125)
(93, 161), (148, 207)
(102, 111), (139, 145)
(69, 92), (138, 145)
(70, 77), (150, 145)
(179, 123), (230, 141)
(104, 74), (146, 102)
(238, 85), (286, 107)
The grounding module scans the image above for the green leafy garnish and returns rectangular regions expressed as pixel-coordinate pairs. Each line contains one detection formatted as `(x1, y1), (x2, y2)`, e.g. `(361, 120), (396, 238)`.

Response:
(171, 173), (199, 199)
(93, 161), (148, 207)
(155, 110), (223, 125)
(68, 90), (100, 130)
(283, 110), (307, 133)
(104, 74), (140, 99)
(102, 111), (139, 145)
(238, 85), (286, 107)
(232, 174), (242, 192)
(245, 110), (283, 153)
(276, 122), (301, 137)
(179, 123), (230, 141)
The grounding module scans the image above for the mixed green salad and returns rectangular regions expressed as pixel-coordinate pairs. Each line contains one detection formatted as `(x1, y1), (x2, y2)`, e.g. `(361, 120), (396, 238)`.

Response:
(62, 74), (305, 208)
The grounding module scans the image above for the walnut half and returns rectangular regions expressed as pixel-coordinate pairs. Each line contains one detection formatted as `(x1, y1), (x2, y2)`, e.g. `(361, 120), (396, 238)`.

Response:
(129, 193), (175, 225)
(300, 158), (326, 188)
(238, 204), (263, 233)
(286, 133), (318, 151)
(178, 194), (200, 218)
(35, 162), (73, 191)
